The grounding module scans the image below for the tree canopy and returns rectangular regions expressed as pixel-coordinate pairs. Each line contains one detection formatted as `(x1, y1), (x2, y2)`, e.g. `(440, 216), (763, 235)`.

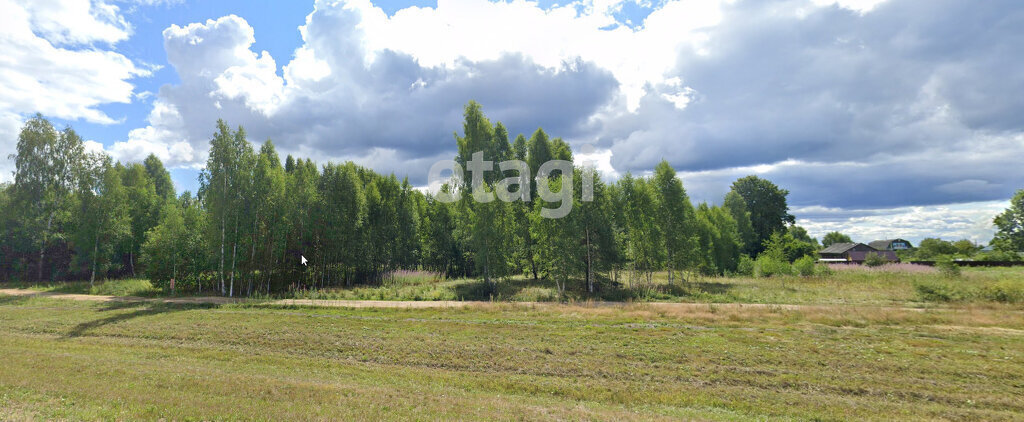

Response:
(729, 175), (795, 255)
(3, 104), (913, 295)
(992, 189), (1024, 252)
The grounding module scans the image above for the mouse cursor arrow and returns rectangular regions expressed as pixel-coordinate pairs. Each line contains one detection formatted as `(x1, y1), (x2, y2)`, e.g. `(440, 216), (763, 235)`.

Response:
(300, 255), (308, 266)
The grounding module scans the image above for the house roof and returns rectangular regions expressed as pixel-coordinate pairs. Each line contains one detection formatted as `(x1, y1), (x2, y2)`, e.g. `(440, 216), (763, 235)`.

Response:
(868, 240), (890, 250)
(820, 242), (861, 254)
(848, 250), (898, 262)
(868, 239), (911, 250)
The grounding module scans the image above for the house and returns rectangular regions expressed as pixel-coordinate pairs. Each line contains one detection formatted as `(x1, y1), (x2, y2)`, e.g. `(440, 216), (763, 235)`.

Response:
(868, 238), (913, 251)
(818, 242), (898, 264)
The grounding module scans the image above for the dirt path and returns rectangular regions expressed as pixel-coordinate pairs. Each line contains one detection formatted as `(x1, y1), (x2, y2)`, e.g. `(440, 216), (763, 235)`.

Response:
(0, 288), (938, 312)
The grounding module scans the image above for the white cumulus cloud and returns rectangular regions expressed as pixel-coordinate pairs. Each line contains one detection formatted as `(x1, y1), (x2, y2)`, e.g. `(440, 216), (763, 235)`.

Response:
(0, 0), (150, 181)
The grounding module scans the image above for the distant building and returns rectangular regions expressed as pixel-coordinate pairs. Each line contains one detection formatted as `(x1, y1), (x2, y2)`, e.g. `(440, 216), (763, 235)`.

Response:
(868, 239), (913, 251)
(819, 242), (898, 264)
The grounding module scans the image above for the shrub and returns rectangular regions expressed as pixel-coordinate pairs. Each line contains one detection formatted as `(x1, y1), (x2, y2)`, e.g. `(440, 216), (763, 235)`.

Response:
(863, 252), (888, 267)
(913, 280), (966, 302)
(979, 281), (1024, 303)
(755, 256), (791, 278)
(814, 263), (834, 276)
(915, 279), (1024, 303)
(977, 250), (1023, 262)
(89, 279), (160, 297)
(793, 255), (817, 277)
(935, 259), (961, 278)
(736, 255), (755, 276)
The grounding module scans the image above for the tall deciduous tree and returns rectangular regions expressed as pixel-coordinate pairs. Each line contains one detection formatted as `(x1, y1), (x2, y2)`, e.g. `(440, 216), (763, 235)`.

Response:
(463, 183), (512, 288)
(992, 189), (1024, 252)
(575, 168), (617, 293)
(615, 174), (664, 286)
(143, 154), (175, 202)
(822, 231), (853, 247)
(121, 162), (161, 277)
(11, 115), (86, 281)
(730, 175), (795, 255)
(723, 191), (756, 255)
(787, 225), (819, 248)
(75, 156), (129, 285)
(199, 120), (255, 295)
(652, 161), (698, 283)
(530, 176), (580, 295)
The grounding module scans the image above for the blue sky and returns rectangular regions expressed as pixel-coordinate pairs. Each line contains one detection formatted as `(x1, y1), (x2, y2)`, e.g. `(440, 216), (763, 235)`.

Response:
(2, 0), (1023, 244)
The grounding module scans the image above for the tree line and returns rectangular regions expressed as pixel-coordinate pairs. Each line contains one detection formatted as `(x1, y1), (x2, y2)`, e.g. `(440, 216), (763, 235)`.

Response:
(10, 102), (1018, 295)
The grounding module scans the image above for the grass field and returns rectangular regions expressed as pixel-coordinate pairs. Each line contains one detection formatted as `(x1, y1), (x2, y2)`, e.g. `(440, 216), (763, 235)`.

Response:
(2, 268), (1022, 420)
(1, 294), (1022, 420)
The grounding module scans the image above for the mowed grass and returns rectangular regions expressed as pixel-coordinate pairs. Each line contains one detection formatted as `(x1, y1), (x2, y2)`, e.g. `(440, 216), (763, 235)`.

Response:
(0, 295), (1022, 420)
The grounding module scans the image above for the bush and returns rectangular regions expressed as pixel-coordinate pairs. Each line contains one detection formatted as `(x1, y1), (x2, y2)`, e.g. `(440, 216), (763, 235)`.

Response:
(814, 263), (834, 277)
(913, 280), (966, 302)
(863, 252), (887, 267)
(977, 250), (1023, 262)
(935, 259), (961, 278)
(736, 255), (755, 277)
(915, 279), (1024, 303)
(89, 279), (160, 297)
(979, 281), (1024, 303)
(755, 256), (791, 278)
(793, 255), (817, 277)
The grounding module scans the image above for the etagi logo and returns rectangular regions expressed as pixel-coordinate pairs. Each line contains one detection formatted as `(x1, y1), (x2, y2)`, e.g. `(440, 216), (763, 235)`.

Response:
(428, 151), (594, 219)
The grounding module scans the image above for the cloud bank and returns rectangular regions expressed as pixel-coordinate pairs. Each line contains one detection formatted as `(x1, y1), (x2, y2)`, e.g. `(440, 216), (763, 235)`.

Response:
(3, 0), (1022, 243)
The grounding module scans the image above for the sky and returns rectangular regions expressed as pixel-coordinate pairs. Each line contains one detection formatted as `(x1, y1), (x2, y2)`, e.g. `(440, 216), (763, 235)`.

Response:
(1, 0), (1022, 245)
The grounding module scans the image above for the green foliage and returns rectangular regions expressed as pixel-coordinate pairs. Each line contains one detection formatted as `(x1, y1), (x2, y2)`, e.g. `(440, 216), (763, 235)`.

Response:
(915, 278), (1023, 303)
(74, 159), (130, 284)
(464, 184), (514, 286)
(787, 225), (819, 248)
(525, 128), (553, 188)
(793, 255), (817, 276)
(10, 115), (87, 281)
(977, 250), (1023, 262)
(951, 239), (979, 257)
(761, 231), (816, 263)
(729, 176), (795, 255)
(652, 161), (700, 277)
(735, 255), (755, 276)
(979, 281), (1024, 303)
(143, 154), (175, 202)
(616, 174), (665, 276)
(863, 252), (888, 267)
(88, 279), (159, 296)
(0, 106), (781, 299)
(991, 189), (1024, 252)
(121, 162), (162, 277)
(935, 258), (962, 278)
(722, 191), (755, 255)
(755, 255), (792, 277)
(915, 238), (957, 260)
(821, 231), (852, 247)
(913, 280), (967, 302)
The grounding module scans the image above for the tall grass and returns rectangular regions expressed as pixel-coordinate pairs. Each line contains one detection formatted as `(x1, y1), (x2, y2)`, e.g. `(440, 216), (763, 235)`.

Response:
(381, 270), (445, 287)
(827, 263), (937, 273)
(88, 279), (161, 297)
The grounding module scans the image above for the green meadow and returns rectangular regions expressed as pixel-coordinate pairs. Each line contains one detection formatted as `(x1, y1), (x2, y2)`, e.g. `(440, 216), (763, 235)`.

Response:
(2, 267), (1023, 420)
